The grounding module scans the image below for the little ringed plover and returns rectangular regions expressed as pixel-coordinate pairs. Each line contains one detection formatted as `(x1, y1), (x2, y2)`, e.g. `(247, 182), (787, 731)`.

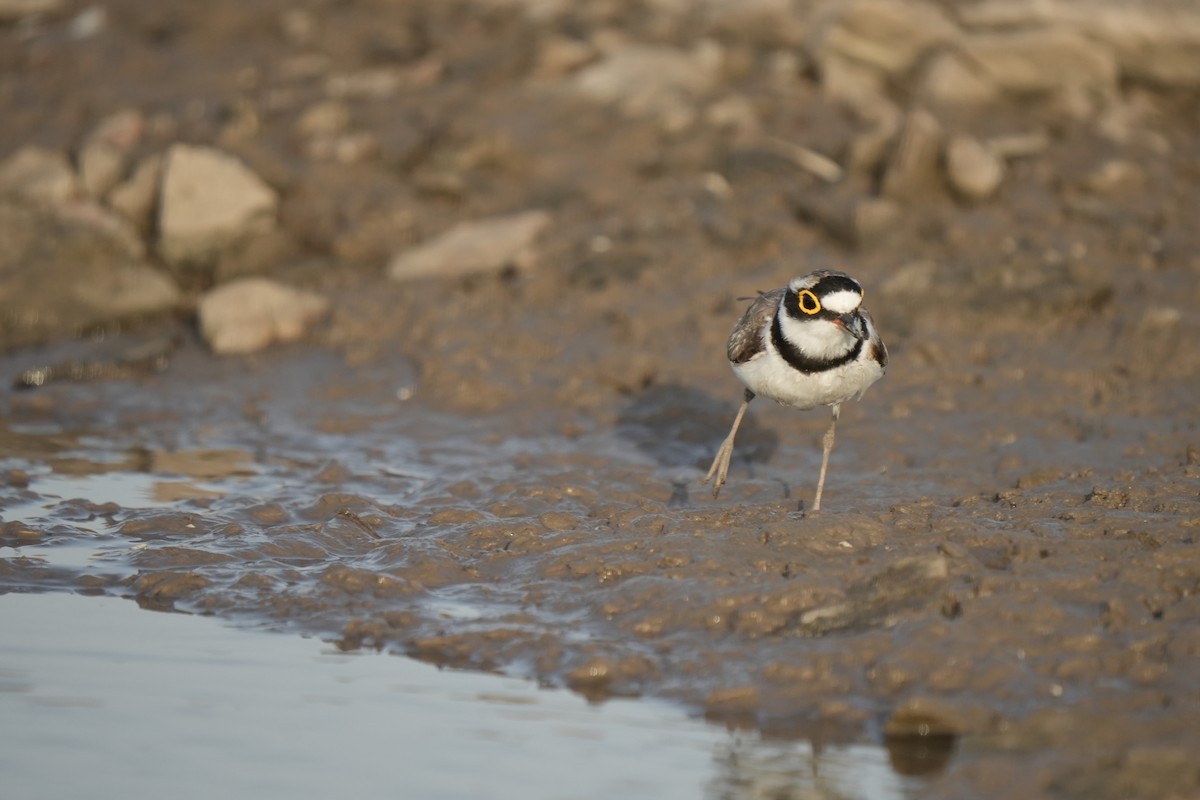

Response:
(703, 269), (888, 511)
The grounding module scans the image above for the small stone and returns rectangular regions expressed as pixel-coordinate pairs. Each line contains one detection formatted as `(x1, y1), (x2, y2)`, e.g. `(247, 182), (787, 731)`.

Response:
(0, 199), (181, 348)
(1082, 159), (1145, 195)
(79, 144), (124, 199)
(539, 512), (579, 532)
(197, 277), (329, 355)
(961, 0), (1200, 89)
(535, 35), (596, 77)
(817, 52), (889, 110)
(918, 50), (1002, 108)
(0, 0), (61, 21)
(808, 0), (959, 76)
(296, 100), (350, 137)
(0, 145), (79, 204)
(944, 134), (1005, 201)
(571, 42), (723, 121)
(966, 28), (1118, 95)
(387, 210), (551, 281)
(793, 555), (949, 635)
(158, 144), (279, 269)
(704, 95), (760, 136)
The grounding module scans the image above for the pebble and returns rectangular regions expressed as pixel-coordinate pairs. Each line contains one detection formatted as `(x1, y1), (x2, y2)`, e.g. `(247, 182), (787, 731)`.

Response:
(0, 0), (61, 21)
(197, 278), (330, 355)
(917, 50), (1002, 108)
(387, 210), (551, 281)
(809, 0), (959, 76)
(944, 134), (1005, 201)
(962, 0), (1200, 89)
(571, 42), (722, 121)
(79, 110), (144, 196)
(1082, 159), (1145, 195)
(793, 555), (949, 636)
(0, 145), (79, 205)
(966, 28), (1118, 95)
(158, 144), (279, 268)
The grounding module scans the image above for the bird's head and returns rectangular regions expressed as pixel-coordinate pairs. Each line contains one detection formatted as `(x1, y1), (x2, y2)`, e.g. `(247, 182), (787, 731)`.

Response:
(785, 271), (866, 339)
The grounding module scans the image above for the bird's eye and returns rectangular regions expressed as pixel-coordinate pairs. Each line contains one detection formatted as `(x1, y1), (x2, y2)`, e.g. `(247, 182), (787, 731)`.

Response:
(797, 289), (821, 315)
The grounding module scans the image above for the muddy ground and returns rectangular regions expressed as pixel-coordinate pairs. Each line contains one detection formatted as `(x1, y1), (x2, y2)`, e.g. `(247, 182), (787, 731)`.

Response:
(2, 1), (1200, 797)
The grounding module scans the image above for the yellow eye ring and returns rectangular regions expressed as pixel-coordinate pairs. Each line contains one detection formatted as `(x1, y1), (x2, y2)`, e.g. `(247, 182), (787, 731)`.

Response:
(797, 289), (821, 315)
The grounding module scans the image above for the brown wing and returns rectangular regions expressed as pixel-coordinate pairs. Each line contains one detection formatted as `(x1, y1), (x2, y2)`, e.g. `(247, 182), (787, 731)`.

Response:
(727, 288), (785, 364)
(860, 307), (888, 369)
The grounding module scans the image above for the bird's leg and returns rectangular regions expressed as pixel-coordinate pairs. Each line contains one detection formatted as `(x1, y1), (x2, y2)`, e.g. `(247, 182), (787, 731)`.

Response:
(812, 404), (840, 512)
(703, 389), (754, 498)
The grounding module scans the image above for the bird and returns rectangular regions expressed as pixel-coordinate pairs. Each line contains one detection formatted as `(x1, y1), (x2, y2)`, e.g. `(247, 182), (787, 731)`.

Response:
(702, 269), (887, 511)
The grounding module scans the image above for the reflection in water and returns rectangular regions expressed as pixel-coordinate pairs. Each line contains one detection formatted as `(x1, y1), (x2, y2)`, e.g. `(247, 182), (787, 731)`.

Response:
(708, 735), (924, 800)
(885, 733), (959, 777)
(0, 593), (932, 800)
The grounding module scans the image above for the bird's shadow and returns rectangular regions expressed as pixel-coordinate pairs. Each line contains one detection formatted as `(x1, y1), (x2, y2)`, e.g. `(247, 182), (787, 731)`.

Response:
(615, 383), (779, 473)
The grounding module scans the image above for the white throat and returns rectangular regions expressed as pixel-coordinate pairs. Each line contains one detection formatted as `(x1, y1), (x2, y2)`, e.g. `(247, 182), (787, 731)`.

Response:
(776, 311), (857, 360)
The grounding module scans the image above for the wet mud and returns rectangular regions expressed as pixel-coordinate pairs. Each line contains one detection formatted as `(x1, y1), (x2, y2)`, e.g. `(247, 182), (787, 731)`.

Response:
(3, 1), (1200, 797)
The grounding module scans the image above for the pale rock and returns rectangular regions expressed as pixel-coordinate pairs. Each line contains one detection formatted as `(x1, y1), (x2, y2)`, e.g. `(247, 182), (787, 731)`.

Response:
(917, 50), (1002, 108)
(468, 0), (568, 21)
(818, 51), (888, 108)
(0, 145), (79, 204)
(0, 199), (181, 348)
(572, 42), (723, 121)
(79, 144), (125, 199)
(54, 200), (146, 258)
(78, 109), (146, 199)
(296, 100), (350, 137)
(965, 29), (1118, 95)
(325, 60), (444, 99)
(809, 0), (959, 76)
(198, 278), (329, 355)
(704, 95), (760, 136)
(108, 154), (162, 232)
(535, 35), (597, 77)
(701, 0), (807, 44)
(0, 0), (61, 21)
(944, 134), (1005, 201)
(279, 8), (317, 45)
(960, 0), (1200, 88)
(388, 210), (551, 282)
(1082, 159), (1145, 195)
(158, 144), (278, 269)
(68, 4), (106, 38)
(846, 98), (902, 175)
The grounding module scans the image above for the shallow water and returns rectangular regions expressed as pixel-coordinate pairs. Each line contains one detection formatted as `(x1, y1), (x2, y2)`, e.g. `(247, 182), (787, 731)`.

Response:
(0, 592), (923, 800)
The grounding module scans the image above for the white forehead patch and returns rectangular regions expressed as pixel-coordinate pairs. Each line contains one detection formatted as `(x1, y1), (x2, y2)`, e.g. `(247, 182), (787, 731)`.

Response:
(821, 289), (861, 314)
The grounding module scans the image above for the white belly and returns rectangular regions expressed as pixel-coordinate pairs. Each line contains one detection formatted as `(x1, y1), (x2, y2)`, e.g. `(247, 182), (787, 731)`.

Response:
(732, 348), (884, 410)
